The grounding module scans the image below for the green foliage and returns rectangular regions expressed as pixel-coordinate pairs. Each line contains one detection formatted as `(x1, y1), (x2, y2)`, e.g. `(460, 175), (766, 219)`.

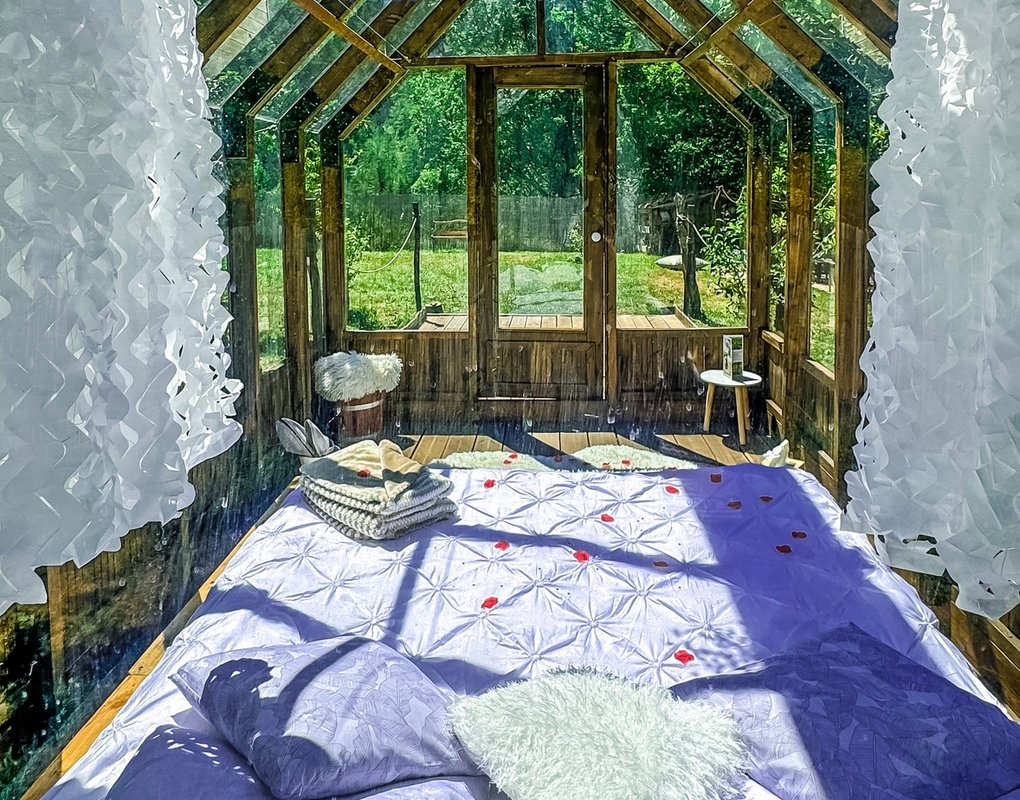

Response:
(618, 63), (746, 198)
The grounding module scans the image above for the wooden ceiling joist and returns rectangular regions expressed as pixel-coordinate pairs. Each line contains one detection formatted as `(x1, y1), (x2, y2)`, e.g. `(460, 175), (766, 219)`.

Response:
(287, 0), (406, 74)
(678, 0), (771, 67)
(197, 0), (264, 56)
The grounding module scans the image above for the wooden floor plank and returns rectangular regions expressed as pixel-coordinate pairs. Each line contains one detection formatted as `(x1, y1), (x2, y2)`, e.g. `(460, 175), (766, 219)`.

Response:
(586, 432), (622, 447)
(411, 435), (451, 464)
(558, 432), (590, 454)
(529, 432), (561, 451)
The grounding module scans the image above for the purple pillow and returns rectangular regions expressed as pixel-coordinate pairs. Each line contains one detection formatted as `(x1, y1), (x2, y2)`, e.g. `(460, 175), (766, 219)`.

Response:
(172, 637), (477, 800)
(670, 623), (1020, 800)
(107, 725), (275, 800)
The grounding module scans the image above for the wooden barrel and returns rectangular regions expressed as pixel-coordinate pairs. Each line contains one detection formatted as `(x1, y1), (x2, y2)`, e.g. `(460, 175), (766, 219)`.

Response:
(339, 392), (385, 439)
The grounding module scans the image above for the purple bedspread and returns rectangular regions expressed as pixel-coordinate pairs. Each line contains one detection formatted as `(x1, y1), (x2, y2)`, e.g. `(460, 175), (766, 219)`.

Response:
(44, 465), (1003, 800)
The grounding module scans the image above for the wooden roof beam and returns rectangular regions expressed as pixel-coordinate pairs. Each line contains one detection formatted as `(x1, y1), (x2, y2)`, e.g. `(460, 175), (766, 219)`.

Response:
(198, 0), (263, 56)
(288, 0), (406, 74)
(678, 0), (771, 67)
(217, 0), (350, 157)
(327, 0), (478, 139)
(826, 0), (895, 58)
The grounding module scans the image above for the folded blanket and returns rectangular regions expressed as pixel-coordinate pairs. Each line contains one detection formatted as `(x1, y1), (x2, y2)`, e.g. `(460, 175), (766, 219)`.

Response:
(301, 472), (454, 517)
(300, 440), (426, 504)
(306, 494), (459, 540)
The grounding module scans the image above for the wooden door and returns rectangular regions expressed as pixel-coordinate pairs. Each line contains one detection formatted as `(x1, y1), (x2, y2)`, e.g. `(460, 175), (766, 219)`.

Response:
(468, 65), (613, 400)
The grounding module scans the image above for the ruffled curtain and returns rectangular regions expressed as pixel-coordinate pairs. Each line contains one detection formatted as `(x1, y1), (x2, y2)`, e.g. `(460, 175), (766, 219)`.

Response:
(0, 0), (240, 612)
(846, 0), (1020, 617)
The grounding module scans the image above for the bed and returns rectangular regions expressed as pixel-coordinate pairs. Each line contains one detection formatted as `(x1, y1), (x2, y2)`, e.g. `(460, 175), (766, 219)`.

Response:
(44, 464), (1002, 800)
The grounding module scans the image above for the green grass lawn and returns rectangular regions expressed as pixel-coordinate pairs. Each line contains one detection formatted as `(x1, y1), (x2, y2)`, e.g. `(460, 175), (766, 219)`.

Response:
(255, 247), (834, 370)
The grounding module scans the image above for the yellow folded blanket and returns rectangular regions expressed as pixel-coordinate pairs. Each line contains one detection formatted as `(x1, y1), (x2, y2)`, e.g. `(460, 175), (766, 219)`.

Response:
(300, 439), (427, 504)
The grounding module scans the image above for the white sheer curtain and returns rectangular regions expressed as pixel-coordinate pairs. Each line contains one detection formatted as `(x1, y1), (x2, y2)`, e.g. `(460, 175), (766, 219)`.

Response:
(846, 0), (1020, 617)
(0, 0), (240, 612)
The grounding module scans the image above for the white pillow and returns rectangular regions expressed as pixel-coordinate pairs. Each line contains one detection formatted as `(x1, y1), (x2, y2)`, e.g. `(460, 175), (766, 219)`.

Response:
(760, 439), (790, 467)
(449, 670), (747, 800)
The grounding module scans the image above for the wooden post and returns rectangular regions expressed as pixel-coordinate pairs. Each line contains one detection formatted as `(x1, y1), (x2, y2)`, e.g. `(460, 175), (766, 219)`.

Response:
(833, 100), (872, 501)
(746, 120), (772, 376)
(282, 158), (312, 421)
(412, 201), (423, 312)
(467, 66), (498, 401)
(306, 196), (324, 356)
(679, 193), (702, 319)
(783, 112), (815, 458)
(320, 124), (346, 355)
(226, 156), (260, 430)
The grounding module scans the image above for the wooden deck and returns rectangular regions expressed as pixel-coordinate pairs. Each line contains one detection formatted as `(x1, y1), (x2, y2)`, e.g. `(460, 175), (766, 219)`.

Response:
(410, 313), (692, 332)
(397, 422), (763, 466)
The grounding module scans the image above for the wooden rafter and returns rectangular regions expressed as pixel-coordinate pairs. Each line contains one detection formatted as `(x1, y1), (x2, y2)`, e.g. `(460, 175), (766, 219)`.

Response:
(827, 0), (895, 58)
(678, 0), (772, 67)
(197, 0), (263, 56)
(287, 0), (406, 74)
(331, 0), (477, 139)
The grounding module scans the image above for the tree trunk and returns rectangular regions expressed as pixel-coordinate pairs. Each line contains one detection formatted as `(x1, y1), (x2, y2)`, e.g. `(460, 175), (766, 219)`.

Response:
(677, 193), (702, 319)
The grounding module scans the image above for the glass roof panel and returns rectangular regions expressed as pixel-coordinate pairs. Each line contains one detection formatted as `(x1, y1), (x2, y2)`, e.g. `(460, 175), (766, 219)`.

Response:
(431, 0), (538, 57)
(309, 0), (446, 133)
(259, 35), (353, 122)
(645, 0), (696, 38)
(737, 22), (833, 112)
(709, 48), (787, 124)
(546, 0), (657, 52)
(203, 0), (304, 87)
(775, 0), (889, 92)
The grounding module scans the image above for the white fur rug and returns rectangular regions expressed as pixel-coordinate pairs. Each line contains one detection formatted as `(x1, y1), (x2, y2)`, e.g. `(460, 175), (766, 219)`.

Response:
(429, 445), (697, 472)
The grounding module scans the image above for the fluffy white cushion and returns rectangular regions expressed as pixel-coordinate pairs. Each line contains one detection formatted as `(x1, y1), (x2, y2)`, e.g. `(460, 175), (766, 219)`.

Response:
(759, 439), (790, 468)
(449, 670), (747, 800)
(314, 351), (402, 402)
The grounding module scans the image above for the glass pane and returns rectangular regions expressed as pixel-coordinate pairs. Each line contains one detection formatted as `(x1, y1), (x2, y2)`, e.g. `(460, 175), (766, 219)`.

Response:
(345, 70), (468, 331)
(431, 0), (538, 57)
(776, 0), (890, 92)
(546, 0), (656, 53)
(616, 63), (748, 328)
(259, 35), (353, 123)
(810, 107), (836, 369)
(203, 0), (304, 88)
(254, 122), (286, 370)
(737, 22), (834, 112)
(497, 88), (584, 326)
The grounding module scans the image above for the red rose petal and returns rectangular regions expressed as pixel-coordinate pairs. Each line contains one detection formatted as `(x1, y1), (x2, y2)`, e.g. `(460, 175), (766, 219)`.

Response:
(760, 495), (774, 503)
(503, 459), (513, 465)
(710, 473), (722, 483)
(728, 501), (742, 510)
(574, 550), (591, 563)
(481, 596), (499, 609)
(665, 485), (680, 495)
(674, 650), (696, 665)
(494, 541), (510, 551)
(602, 462), (612, 470)
(776, 545), (793, 554)
(357, 469), (371, 478)
(554, 455), (563, 463)
(600, 513), (615, 523)
(792, 531), (808, 540)
(622, 459), (632, 466)
(483, 479), (496, 489)
(653, 560), (669, 568)
(509, 453), (519, 459)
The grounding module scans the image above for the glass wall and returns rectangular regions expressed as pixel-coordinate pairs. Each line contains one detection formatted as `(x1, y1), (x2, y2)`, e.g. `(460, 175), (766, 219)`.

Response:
(253, 122), (286, 370)
(344, 69), (469, 331)
(616, 62), (749, 328)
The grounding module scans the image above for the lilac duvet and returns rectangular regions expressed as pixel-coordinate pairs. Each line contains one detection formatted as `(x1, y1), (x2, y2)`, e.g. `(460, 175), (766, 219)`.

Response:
(45, 465), (1004, 800)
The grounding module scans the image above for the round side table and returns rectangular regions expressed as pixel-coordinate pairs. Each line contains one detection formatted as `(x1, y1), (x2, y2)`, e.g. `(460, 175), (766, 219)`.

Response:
(699, 369), (763, 446)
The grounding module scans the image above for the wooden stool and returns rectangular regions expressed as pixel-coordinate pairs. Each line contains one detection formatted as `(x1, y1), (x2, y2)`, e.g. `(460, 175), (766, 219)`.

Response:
(699, 369), (763, 446)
